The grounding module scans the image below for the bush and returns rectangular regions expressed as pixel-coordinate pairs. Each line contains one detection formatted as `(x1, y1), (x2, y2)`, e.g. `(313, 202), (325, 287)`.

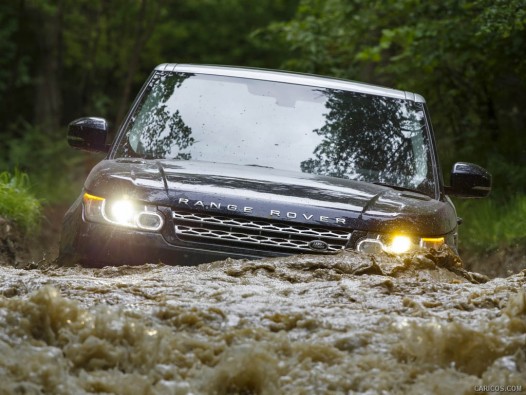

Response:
(0, 169), (41, 233)
(1, 120), (94, 204)
(456, 195), (526, 252)
(454, 153), (526, 252)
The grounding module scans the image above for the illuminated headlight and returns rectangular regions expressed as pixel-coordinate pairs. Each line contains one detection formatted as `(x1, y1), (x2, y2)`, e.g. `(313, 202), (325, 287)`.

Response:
(357, 234), (445, 254)
(107, 199), (136, 226)
(83, 193), (164, 231)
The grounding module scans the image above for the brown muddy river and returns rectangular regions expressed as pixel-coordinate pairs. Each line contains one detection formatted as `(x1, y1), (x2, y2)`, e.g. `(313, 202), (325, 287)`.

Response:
(0, 248), (525, 394)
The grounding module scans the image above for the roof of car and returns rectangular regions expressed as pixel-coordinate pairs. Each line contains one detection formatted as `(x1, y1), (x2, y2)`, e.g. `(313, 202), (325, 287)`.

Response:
(155, 63), (425, 103)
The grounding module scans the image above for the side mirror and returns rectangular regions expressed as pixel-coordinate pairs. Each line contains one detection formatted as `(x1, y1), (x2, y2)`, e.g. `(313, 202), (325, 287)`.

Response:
(67, 117), (110, 153)
(445, 162), (491, 198)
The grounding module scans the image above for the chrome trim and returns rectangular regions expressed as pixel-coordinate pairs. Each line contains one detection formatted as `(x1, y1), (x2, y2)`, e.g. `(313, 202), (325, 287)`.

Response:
(308, 240), (329, 251)
(356, 238), (384, 254)
(155, 63), (424, 102)
(100, 200), (164, 231)
(136, 211), (164, 231)
(172, 211), (351, 253)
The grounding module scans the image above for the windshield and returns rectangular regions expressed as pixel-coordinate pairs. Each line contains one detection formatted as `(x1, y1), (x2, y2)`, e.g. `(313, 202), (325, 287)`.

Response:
(115, 71), (437, 196)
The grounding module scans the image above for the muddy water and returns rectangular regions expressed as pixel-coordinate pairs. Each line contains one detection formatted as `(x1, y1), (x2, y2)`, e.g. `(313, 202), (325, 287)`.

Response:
(0, 248), (525, 394)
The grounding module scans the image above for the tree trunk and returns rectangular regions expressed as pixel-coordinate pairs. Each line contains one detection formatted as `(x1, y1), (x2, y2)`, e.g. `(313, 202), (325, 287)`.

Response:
(33, 0), (64, 133)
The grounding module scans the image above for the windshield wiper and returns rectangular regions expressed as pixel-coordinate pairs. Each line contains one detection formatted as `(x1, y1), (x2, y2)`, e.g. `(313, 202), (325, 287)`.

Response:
(245, 164), (274, 169)
(372, 182), (424, 195)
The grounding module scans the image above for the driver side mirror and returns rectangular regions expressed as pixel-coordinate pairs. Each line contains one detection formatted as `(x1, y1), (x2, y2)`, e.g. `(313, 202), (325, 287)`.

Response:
(67, 117), (110, 153)
(445, 162), (491, 198)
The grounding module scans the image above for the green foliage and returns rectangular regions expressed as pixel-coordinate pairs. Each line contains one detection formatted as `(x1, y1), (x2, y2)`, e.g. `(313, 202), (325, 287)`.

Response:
(486, 154), (526, 198)
(456, 154), (526, 250)
(146, 0), (298, 68)
(257, 0), (358, 76)
(1, 121), (91, 204)
(0, 169), (41, 233)
(0, 4), (18, 96)
(456, 195), (526, 251)
(0, 3), (31, 125)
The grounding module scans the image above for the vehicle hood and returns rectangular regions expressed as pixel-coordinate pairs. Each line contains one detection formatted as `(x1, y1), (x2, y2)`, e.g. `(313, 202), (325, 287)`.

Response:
(84, 159), (456, 235)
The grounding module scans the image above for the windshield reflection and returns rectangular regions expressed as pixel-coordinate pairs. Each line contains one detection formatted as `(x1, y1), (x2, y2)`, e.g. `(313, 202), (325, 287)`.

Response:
(115, 72), (436, 196)
(125, 72), (195, 160)
(301, 89), (430, 192)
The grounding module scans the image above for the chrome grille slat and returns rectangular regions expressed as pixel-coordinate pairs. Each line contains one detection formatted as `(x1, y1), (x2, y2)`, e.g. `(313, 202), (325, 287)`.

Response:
(172, 211), (351, 253)
(173, 212), (350, 239)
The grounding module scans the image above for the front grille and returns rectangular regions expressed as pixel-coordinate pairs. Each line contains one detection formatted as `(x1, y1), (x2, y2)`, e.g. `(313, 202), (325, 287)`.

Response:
(172, 210), (351, 253)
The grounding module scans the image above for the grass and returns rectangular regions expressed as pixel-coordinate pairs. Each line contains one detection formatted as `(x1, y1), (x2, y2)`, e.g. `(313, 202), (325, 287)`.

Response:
(2, 122), (91, 205)
(0, 169), (41, 233)
(455, 195), (526, 252)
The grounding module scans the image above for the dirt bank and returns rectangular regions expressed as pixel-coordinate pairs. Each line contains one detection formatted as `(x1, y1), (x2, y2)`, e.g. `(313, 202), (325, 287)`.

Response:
(463, 244), (526, 279)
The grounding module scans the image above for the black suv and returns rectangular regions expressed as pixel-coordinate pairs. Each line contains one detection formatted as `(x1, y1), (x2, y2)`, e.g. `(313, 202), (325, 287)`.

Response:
(59, 64), (491, 267)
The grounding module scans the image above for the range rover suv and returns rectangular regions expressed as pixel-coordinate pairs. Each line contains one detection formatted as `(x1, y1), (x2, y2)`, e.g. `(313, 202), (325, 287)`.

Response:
(59, 64), (491, 267)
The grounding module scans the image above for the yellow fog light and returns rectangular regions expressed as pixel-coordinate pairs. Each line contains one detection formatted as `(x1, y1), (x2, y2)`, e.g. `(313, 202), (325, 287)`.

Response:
(420, 237), (445, 249)
(387, 235), (412, 254)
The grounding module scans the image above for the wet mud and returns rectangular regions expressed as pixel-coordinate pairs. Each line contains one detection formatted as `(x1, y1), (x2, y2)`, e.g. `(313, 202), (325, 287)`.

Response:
(0, 247), (525, 394)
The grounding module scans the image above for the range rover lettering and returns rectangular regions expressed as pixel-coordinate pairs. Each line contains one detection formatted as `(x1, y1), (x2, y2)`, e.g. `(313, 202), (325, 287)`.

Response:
(59, 64), (491, 267)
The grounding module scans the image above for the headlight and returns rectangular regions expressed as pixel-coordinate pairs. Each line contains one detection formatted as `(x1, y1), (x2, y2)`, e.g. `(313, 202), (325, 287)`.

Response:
(83, 193), (164, 231)
(357, 233), (445, 254)
(107, 199), (136, 225)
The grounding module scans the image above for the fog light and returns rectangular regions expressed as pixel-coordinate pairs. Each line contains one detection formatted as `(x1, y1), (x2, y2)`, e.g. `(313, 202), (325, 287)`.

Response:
(387, 235), (412, 254)
(356, 233), (445, 255)
(420, 237), (445, 249)
(137, 212), (164, 231)
(357, 239), (384, 254)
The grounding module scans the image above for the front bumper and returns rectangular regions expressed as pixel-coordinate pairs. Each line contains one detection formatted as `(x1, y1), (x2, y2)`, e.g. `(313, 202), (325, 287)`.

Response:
(62, 220), (288, 267)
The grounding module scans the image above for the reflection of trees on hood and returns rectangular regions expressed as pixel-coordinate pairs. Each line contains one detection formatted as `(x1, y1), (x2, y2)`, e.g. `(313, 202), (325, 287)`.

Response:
(131, 72), (194, 159)
(301, 90), (424, 185)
